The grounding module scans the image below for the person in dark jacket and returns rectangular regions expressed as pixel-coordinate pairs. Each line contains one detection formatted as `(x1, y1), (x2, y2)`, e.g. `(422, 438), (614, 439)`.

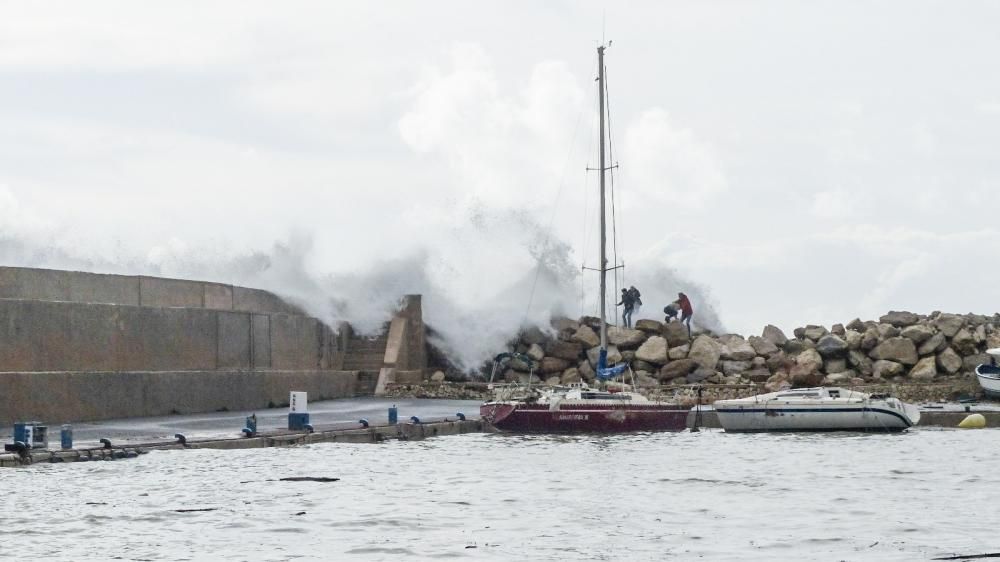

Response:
(673, 292), (694, 338)
(617, 288), (635, 328)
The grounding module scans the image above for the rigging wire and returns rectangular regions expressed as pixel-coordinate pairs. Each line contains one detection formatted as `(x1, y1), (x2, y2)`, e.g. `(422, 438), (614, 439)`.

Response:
(605, 61), (621, 325)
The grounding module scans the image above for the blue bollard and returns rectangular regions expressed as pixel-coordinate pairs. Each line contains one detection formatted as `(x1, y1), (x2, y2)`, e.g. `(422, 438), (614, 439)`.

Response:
(288, 412), (310, 431)
(61, 425), (73, 450)
(359, 419), (369, 428)
(388, 405), (398, 425)
(456, 412), (466, 421)
(243, 414), (258, 437)
(410, 415), (421, 424)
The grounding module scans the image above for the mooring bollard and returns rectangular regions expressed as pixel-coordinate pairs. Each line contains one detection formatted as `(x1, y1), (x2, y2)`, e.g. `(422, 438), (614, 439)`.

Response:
(61, 425), (73, 450)
(388, 405), (398, 425)
(456, 412), (466, 421)
(243, 414), (258, 437)
(410, 415), (421, 424)
(358, 419), (369, 428)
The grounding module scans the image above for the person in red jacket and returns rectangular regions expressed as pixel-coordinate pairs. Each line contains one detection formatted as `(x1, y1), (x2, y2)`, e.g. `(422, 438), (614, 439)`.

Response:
(673, 292), (693, 339)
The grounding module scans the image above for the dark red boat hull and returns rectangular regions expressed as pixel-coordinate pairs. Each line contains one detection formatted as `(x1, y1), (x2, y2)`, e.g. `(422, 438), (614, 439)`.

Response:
(480, 402), (690, 432)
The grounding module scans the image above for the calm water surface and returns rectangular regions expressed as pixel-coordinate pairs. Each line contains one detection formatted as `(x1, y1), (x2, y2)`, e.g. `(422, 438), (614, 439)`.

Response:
(2, 428), (998, 561)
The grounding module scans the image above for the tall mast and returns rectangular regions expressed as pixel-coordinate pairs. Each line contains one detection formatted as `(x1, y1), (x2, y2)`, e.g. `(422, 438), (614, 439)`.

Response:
(597, 44), (608, 372)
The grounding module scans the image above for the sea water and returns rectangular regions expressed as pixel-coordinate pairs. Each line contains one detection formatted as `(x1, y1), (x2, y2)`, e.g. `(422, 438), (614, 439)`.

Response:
(1, 428), (997, 561)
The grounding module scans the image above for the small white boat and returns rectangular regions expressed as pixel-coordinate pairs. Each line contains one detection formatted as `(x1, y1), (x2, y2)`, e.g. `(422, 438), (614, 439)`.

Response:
(975, 348), (1000, 399)
(713, 387), (920, 433)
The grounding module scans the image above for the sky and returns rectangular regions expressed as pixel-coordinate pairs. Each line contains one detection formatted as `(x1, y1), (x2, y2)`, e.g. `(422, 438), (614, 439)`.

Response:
(2, 1), (999, 368)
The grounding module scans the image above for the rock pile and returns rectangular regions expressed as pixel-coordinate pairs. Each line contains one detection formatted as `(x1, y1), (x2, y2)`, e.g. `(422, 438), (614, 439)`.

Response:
(495, 311), (1000, 392)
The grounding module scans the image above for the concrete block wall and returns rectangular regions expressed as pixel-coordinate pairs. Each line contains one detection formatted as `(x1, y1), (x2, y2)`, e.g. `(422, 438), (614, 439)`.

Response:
(0, 370), (359, 424)
(0, 266), (303, 315)
(0, 299), (338, 373)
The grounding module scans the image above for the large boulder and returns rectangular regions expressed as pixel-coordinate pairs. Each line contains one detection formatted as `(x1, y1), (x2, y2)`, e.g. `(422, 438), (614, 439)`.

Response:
(550, 317), (579, 332)
(688, 335), (723, 371)
(816, 334), (849, 357)
(633, 359), (657, 373)
(783, 339), (814, 356)
(720, 336), (756, 361)
(963, 353), (990, 373)
(847, 350), (874, 376)
(803, 325), (829, 341)
(824, 358), (847, 374)
(831, 323), (846, 336)
(764, 372), (792, 392)
(934, 314), (964, 338)
(872, 360), (904, 379)
(790, 364), (822, 387)
(869, 337), (919, 366)
(578, 360), (595, 382)
(765, 352), (790, 374)
(748, 335), (779, 356)
(538, 357), (571, 374)
(746, 368), (772, 383)
(761, 325), (788, 347)
(936, 347), (963, 374)
(526, 343), (545, 361)
(560, 367), (582, 384)
(571, 325), (600, 348)
(608, 327), (648, 350)
(795, 348), (824, 373)
(876, 323), (901, 339)
(659, 358), (697, 381)
(951, 328), (978, 356)
(880, 311), (920, 327)
(687, 367), (714, 384)
(545, 340), (583, 361)
(634, 371), (659, 387)
(586, 345), (622, 368)
(900, 324), (935, 344)
(668, 344), (690, 360)
(861, 329), (880, 351)
(635, 336), (669, 365)
(822, 371), (855, 385)
(846, 318), (867, 331)
(720, 360), (752, 376)
(908, 356), (937, 380)
(918, 332), (947, 355)
(662, 322), (691, 348)
(521, 326), (548, 346)
(545, 375), (562, 386)
(634, 319), (663, 333)
(844, 330), (864, 350)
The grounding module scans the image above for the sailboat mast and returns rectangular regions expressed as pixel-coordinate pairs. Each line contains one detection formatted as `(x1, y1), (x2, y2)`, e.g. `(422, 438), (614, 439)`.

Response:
(597, 44), (608, 371)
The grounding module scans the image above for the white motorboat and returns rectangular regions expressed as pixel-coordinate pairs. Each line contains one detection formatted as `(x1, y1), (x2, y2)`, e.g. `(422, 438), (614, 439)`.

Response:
(713, 387), (920, 432)
(975, 348), (1000, 399)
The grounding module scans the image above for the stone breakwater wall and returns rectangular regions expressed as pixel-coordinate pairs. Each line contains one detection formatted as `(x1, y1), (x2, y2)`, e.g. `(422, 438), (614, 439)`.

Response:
(475, 310), (999, 396)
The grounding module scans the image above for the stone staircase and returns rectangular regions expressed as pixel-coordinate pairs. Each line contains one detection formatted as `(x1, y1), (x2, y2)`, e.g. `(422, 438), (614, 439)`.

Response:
(342, 333), (389, 371)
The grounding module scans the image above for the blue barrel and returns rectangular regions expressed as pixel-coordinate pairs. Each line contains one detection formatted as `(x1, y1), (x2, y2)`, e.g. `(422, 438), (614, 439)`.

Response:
(13, 422), (30, 444)
(61, 425), (73, 449)
(288, 412), (310, 431)
(388, 405), (398, 425)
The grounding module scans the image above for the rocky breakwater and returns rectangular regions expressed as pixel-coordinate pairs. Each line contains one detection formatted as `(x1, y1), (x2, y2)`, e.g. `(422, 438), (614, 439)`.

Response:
(494, 311), (998, 395)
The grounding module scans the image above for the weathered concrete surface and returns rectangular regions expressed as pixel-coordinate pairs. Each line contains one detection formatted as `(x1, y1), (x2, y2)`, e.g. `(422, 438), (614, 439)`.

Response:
(0, 370), (359, 424)
(0, 266), (302, 314)
(0, 418), (484, 467)
(0, 300), (340, 373)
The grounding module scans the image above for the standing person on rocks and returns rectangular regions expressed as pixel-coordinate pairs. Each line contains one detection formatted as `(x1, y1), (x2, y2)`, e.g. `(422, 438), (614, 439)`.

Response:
(673, 292), (694, 339)
(617, 288), (635, 328)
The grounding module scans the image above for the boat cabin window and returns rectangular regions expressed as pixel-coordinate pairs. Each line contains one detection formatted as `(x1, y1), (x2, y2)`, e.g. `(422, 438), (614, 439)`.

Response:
(581, 392), (631, 400)
(776, 392), (820, 399)
(828, 390), (840, 398)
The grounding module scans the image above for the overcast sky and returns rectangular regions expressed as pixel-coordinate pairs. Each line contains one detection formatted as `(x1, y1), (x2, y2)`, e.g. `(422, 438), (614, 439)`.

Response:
(2, 1), (999, 364)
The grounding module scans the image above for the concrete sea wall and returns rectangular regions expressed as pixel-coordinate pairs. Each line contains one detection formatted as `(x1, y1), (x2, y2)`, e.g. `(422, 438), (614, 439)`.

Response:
(0, 267), (431, 425)
(0, 370), (360, 425)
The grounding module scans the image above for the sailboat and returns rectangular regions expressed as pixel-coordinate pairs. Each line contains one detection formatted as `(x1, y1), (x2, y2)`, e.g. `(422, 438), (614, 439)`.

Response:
(480, 45), (691, 433)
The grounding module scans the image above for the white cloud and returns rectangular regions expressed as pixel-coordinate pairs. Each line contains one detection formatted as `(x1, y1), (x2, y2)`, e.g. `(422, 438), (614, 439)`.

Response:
(810, 188), (859, 219)
(621, 108), (727, 210)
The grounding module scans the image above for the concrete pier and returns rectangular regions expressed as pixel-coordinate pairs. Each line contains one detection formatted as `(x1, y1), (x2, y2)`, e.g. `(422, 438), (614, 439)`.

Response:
(0, 417), (484, 468)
